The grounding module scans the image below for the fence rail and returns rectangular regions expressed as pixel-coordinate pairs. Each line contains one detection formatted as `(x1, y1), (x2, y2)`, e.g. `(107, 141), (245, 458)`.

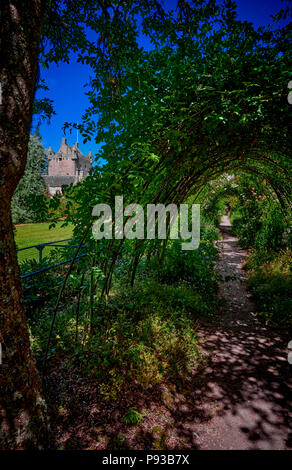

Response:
(17, 238), (72, 263)
(17, 238), (88, 279)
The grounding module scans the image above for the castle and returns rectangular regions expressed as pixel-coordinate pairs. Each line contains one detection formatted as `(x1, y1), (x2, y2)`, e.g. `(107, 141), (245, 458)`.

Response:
(43, 138), (93, 195)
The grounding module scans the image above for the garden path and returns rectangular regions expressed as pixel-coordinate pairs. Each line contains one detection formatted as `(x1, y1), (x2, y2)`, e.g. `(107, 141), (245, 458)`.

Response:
(190, 215), (292, 449)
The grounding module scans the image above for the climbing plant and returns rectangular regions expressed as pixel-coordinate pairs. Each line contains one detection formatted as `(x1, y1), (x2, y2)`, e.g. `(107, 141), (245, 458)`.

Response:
(57, 0), (292, 297)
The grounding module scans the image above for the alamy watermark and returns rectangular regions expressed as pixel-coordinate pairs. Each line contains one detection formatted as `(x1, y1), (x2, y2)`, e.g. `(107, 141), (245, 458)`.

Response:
(288, 341), (292, 365)
(288, 81), (292, 105)
(92, 196), (200, 250)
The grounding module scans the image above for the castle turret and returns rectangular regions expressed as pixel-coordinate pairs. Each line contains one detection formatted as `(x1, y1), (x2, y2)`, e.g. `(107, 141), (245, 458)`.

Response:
(87, 151), (93, 164)
(60, 137), (67, 150)
(47, 146), (54, 159)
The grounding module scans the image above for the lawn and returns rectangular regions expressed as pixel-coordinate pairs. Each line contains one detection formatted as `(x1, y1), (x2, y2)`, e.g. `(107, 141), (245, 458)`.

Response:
(15, 222), (73, 263)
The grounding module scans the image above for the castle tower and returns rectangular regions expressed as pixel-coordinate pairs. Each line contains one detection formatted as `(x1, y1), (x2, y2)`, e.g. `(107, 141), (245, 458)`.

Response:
(44, 137), (92, 195)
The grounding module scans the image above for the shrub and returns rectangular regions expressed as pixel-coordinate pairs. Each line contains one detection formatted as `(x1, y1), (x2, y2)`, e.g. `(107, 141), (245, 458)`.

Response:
(147, 239), (219, 295)
(26, 223), (220, 394)
(124, 409), (143, 425)
(254, 205), (285, 252)
(248, 250), (292, 327)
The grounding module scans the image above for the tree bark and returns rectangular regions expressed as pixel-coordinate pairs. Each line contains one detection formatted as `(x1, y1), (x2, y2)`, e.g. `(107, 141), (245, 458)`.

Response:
(0, 0), (48, 449)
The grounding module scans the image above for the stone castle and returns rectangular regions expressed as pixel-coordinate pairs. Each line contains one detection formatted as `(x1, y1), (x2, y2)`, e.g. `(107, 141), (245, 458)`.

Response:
(43, 137), (93, 195)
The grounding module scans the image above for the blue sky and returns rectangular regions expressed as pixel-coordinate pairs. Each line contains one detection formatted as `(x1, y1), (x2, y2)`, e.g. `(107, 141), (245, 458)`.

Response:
(35, 0), (287, 157)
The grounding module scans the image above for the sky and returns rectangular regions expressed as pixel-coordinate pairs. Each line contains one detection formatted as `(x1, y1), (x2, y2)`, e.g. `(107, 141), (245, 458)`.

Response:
(35, 0), (288, 157)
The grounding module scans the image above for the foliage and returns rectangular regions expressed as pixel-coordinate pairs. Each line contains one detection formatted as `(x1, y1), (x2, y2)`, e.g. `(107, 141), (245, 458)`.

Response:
(123, 409), (143, 426)
(254, 204), (286, 252)
(20, 256), (64, 316)
(248, 250), (292, 327)
(200, 170), (291, 329)
(25, 226), (219, 393)
(202, 173), (289, 255)
(32, 0), (291, 332)
(146, 239), (219, 296)
(34, 277), (204, 384)
(200, 222), (221, 243)
(232, 197), (287, 254)
(11, 135), (48, 224)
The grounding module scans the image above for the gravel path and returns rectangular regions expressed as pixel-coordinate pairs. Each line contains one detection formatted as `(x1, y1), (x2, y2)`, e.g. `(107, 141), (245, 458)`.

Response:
(191, 216), (292, 449)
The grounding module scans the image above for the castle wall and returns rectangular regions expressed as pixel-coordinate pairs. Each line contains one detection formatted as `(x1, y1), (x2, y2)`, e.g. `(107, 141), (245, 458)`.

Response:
(48, 157), (76, 176)
(49, 186), (62, 196)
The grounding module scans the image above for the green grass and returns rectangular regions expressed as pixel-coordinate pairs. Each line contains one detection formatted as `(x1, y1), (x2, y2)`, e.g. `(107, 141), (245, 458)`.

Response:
(15, 222), (73, 263)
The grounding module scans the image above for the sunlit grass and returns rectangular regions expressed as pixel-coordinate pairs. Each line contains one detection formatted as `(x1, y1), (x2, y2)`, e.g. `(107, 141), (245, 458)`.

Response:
(14, 221), (73, 263)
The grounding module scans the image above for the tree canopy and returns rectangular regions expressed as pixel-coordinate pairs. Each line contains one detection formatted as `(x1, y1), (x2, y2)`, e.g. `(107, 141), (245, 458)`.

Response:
(11, 134), (47, 224)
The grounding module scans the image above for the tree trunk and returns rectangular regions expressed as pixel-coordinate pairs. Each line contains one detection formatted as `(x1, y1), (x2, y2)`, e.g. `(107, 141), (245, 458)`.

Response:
(0, 0), (48, 448)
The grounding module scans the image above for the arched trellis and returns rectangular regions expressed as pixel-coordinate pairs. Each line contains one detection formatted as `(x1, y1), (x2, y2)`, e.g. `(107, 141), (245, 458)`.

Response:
(198, 172), (282, 211)
(130, 133), (292, 213)
(192, 163), (291, 213)
(27, 0), (291, 380)
(43, 143), (292, 373)
(165, 148), (292, 209)
(71, 143), (291, 293)
(100, 148), (290, 298)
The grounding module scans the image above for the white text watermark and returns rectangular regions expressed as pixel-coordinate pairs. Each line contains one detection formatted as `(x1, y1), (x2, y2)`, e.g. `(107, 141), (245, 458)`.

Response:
(92, 197), (200, 250)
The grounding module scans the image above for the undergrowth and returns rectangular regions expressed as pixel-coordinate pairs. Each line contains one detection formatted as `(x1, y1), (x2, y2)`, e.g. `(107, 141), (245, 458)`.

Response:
(24, 234), (220, 396)
(247, 249), (292, 328)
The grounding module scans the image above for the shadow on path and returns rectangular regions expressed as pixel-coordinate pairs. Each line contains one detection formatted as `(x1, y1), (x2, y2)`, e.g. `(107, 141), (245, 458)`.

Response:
(181, 215), (292, 449)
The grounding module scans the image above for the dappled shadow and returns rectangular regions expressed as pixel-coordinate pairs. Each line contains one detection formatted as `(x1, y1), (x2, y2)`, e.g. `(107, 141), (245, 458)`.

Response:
(179, 217), (292, 449)
(44, 216), (292, 449)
